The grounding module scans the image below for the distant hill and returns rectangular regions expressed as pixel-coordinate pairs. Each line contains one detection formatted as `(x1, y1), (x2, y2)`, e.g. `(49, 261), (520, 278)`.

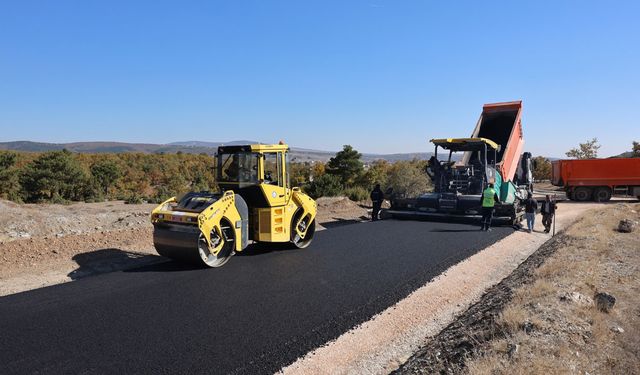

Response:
(0, 141), (217, 155)
(0, 140), (436, 162)
(167, 140), (258, 148)
(614, 151), (635, 158)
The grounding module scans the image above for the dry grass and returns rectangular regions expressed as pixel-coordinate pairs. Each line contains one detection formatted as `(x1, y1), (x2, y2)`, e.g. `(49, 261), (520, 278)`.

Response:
(498, 305), (528, 334)
(465, 203), (640, 375)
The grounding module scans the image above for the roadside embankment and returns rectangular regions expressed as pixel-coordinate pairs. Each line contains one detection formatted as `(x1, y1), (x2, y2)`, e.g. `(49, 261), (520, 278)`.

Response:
(397, 202), (640, 374)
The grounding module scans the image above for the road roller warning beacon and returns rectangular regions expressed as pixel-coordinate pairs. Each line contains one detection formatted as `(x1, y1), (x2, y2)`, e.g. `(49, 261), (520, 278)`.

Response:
(151, 143), (317, 267)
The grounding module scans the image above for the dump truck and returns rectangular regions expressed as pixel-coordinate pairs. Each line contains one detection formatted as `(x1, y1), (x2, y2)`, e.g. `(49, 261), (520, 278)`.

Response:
(151, 143), (317, 267)
(551, 158), (640, 201)
(387, 101), (533, 225)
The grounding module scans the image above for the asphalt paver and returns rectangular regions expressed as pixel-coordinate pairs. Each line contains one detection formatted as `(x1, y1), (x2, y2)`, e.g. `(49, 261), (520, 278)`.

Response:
(0, 220), (511, 374)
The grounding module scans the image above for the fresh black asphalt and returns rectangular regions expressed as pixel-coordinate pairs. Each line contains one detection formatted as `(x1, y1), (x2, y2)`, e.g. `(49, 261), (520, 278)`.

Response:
(0, 220), (512, 374)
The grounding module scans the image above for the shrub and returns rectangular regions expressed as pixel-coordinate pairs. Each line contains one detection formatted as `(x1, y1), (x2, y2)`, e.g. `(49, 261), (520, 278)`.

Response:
(152, 185), (174, 203)
(0, 151), (22, 202)
(532, 156), (551, 181)
(305, 173), (343, 199)
(358, 159), (390, 189)
(386, 160), (432, 198)
(125, 194), (145, 204)
(344, 186), (369, 202)
(81, 178), (105, 202)
(19, 150), (89, 202)
(90, 159), (123, 195)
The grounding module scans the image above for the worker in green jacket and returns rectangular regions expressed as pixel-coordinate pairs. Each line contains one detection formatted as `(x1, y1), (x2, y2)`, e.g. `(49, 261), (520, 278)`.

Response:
(480, 182), (501, 231)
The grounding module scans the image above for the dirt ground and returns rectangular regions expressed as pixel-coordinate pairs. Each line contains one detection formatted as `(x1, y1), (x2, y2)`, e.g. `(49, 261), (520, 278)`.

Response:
(396, 202), (640, 374)
(0, 197), (370, 296)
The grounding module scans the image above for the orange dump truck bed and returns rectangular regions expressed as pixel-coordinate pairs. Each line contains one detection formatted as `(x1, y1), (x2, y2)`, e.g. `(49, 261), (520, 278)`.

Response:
(551, 158), (640, 201)
(465, 101), (524, 182)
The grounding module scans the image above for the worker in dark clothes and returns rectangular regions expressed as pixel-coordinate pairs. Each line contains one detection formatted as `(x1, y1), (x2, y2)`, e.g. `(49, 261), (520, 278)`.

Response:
(370, 184), (384, 221)
(480, 182), (501, 231)
(540, 195), (557, 233)
(524, 193), (538, 233)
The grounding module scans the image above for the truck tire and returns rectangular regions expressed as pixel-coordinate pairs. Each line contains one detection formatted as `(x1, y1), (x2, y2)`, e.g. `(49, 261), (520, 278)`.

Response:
(593, 187), (612, 202)
(574, 187), (592, 202)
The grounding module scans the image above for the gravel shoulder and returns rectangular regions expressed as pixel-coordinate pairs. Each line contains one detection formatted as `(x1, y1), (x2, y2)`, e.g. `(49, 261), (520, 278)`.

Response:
(0, 197), (369, 296)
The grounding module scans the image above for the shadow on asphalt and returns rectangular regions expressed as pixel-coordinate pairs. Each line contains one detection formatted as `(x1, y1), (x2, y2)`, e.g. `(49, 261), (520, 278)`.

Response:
(68, 249), (164, 279)
(430, 228), (482, 233)
(235, 242), (296, 256)
(388, 214), (516, 227)
(123, 242), (298, 273)
(122, 260), (202, 273)
(320, 217), (369, 229)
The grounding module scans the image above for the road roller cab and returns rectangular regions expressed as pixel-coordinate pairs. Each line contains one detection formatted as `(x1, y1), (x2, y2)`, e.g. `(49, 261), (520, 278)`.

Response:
(151, 143), (317, 267)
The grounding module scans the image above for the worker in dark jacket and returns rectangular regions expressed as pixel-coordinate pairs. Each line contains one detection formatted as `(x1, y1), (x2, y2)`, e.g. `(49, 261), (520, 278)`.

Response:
(480, 182), (501, 231)
(540, 195), (557, 233)
(370, 184), (384, 221)
(524, 193), (538, 233)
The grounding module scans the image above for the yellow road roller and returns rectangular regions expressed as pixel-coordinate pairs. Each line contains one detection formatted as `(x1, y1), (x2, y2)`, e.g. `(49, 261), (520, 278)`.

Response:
(150, 143), (317, 267)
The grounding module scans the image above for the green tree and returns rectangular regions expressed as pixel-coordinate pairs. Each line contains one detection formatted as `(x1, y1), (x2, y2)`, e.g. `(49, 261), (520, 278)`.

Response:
(325, 145), (364, 187)
(90, 159), (123, 195)
(386, 160), (432, 198)
(358, 159), (390, 189)
(531, 156), (552, 181)
(20, 150), (88, 202)
(0, 152), (17, 170)
(632, 141), (640, 157)
(289, 162), (313, 187)
(0, 151), (22, 201)
(565, 138), (600, 159)
(304, 173), (343, 199)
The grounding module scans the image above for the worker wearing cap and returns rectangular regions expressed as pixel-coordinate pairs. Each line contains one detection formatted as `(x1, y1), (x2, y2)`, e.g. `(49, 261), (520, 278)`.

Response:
(480, 182), (501, 231)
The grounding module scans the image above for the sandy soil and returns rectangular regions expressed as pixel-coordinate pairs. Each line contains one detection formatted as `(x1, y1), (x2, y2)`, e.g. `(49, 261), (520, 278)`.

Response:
(280, 200), (611, 374)
(0, 199), (156, 243)
(0, 197), (369, 296)
(315, 196), (370, 224)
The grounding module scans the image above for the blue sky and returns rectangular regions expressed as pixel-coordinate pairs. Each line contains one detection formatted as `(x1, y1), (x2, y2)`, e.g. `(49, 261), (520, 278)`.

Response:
(1, 1), (638, 157)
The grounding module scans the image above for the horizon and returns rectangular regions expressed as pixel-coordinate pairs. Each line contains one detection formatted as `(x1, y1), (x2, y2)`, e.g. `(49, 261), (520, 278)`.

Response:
(1, 1), (638, 158)
(0, 138), (579, 159)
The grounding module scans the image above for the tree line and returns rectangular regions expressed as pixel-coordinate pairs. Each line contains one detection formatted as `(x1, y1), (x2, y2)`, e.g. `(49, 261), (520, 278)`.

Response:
(303, 145), (432, 201)
(0, 146), (432, 204)
(4, 139), (634, 204)
(0, 150), (217, 203)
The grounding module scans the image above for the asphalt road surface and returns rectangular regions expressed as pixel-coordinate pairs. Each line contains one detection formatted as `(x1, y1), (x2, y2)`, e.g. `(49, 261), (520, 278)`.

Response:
(0, 220), (512, 374)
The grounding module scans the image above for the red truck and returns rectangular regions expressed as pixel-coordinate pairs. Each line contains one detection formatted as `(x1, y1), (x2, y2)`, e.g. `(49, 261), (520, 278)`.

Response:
(551, 158), (640, 201)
